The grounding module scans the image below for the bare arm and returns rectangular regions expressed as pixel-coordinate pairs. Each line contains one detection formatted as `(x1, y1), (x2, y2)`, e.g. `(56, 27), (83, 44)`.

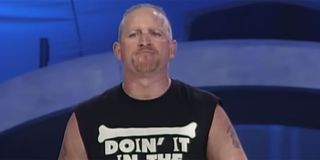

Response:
(58, 113), (88, 160)
(207, 104), (247, 160)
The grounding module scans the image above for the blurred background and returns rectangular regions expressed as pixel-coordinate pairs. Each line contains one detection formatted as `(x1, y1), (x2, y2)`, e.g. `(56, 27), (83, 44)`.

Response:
(1, 0), (320, 159)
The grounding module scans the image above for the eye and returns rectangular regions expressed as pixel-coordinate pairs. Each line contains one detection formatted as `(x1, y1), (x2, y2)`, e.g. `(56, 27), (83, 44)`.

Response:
(128, 32), (137, 38)
(151, 31), (163, 37)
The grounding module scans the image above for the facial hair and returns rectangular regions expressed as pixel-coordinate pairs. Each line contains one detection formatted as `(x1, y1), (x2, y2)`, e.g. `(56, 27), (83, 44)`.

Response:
(132, 47), (160, 73)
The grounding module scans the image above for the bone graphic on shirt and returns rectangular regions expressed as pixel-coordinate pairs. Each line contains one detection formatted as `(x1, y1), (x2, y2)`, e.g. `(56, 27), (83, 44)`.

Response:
(98, 122), (197, 143)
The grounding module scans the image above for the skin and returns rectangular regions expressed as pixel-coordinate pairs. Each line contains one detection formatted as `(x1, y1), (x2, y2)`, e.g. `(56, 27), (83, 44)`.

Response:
(59, 113), (87, 160)
(207, 105), (247, 160)
(59, 6), (247, 160)
(113, 7), (177, 100)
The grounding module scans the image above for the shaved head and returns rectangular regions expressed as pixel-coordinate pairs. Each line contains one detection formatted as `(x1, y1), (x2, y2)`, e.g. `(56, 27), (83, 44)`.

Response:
(118, 3), (173, 41)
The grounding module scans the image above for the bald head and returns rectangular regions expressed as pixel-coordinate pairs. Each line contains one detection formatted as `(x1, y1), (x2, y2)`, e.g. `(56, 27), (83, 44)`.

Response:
(118, 3), (173, 41)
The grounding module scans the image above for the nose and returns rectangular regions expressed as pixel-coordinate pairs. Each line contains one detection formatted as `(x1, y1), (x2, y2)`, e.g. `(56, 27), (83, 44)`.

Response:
(138, 33), (151, 47)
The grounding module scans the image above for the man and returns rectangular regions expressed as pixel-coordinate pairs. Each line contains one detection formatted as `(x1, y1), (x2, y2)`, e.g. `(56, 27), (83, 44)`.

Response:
(59, 3), (247, 160)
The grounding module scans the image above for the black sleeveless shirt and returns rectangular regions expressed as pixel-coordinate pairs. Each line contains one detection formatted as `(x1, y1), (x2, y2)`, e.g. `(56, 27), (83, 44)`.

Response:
(75, 80), (219, 160)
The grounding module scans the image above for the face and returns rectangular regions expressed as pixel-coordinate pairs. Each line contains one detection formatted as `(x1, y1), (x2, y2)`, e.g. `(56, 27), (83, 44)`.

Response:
(113, 7), (176, 75)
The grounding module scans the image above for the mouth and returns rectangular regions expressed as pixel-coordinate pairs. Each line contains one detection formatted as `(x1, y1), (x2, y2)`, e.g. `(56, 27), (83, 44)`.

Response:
(137, 48), (156, 55)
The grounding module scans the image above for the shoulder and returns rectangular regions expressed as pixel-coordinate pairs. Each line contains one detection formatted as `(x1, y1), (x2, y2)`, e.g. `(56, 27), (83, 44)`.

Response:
(207, 104), (248, 160)
(172, 79), (220, 106)
(59, 113), (88, 159)
(74, 84), (122, 110)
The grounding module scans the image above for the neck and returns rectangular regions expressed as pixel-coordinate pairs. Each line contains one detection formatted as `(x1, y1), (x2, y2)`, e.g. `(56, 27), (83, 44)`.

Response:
(122, 74), (171, 100)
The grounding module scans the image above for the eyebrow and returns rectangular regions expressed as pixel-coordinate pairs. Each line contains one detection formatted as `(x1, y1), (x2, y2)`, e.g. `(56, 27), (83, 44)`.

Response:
(126, 28), (166, 35)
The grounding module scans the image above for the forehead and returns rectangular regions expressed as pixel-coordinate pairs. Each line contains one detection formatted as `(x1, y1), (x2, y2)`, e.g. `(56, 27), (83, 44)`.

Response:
(123, 7), (168, 29)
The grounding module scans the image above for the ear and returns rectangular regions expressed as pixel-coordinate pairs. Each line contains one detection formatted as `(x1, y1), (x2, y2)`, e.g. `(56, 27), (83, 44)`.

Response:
(169, 40), (177, 59)
(113, 41), (122, 60)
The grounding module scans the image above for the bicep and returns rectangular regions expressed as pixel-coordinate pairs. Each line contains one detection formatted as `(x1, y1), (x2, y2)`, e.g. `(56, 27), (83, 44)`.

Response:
(207, 104), (247, 160)
(59, 113), (88, 160)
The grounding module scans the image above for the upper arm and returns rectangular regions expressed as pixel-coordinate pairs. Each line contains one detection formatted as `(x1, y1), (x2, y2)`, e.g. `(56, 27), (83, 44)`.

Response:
(59, 113), (88, 160)
(207, 104), (247, 160)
